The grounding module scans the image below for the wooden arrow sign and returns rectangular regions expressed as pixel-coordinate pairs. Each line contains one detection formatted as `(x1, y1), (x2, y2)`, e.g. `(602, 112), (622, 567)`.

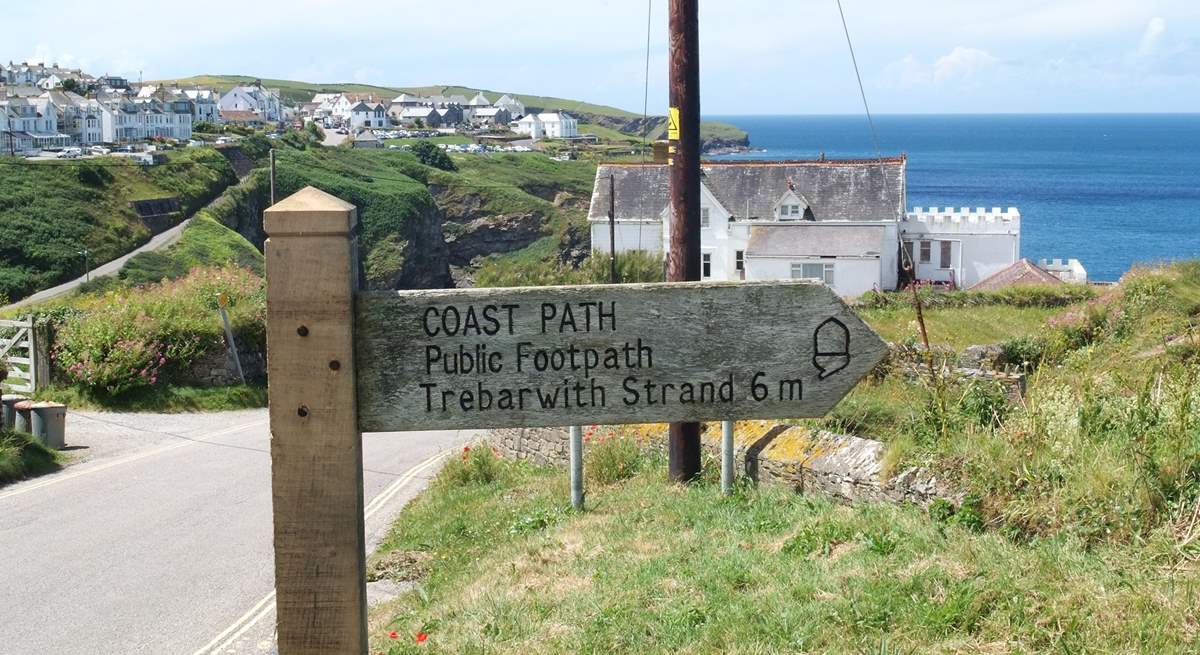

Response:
(355, 280), (888, 432)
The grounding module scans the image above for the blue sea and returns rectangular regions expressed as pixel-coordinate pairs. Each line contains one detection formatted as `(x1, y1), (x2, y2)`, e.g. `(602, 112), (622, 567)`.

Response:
(707, 114), (1200, 281)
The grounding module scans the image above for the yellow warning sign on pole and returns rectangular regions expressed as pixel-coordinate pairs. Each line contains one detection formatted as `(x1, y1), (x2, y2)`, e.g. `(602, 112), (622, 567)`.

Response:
(668, 107), (680, 141)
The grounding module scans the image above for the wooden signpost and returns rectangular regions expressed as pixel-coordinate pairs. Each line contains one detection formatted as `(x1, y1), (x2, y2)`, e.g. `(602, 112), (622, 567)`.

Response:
(264, 187), (888, 654)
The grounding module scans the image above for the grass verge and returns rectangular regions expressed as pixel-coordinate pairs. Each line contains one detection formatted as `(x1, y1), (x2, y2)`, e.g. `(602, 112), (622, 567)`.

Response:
(36, 384), (267, 413)
(370, 447), (1199, 653)
(0, 428), (61, 485)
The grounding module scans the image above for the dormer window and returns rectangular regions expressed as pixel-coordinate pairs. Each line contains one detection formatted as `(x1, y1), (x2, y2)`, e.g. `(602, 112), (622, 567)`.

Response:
(780, 204), (803, 220)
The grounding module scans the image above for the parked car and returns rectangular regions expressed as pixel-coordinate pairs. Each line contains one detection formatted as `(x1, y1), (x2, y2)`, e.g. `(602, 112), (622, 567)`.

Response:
(89, 146), (111, 155)
(56, 148), (82, 159)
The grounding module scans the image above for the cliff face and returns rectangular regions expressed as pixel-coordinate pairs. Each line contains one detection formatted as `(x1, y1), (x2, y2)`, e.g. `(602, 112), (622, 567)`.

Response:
(431, 186), (547, 267)
(207, 169), (270, 249)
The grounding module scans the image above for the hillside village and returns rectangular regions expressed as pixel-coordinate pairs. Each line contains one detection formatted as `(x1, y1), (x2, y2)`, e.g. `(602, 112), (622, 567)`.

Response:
(0, 18), (1194, 653)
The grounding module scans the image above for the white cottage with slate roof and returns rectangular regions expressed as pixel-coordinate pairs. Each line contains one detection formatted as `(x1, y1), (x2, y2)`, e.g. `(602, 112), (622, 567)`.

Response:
(589, 156), (1023, 297)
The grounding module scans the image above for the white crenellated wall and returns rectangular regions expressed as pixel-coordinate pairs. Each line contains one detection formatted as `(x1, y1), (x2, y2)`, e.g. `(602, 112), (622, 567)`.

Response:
(901, 207), (1020, 288)
(1038, 258), (1088, 284)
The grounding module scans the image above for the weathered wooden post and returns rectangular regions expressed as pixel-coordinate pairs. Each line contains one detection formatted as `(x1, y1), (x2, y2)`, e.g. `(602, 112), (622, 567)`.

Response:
(264, 187), (368, 655)
(569, 425), (584, 510)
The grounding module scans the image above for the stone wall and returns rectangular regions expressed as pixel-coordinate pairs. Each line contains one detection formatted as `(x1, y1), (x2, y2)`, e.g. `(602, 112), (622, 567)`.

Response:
(492, 423), (954, 507)
(183, 340), (266, 387)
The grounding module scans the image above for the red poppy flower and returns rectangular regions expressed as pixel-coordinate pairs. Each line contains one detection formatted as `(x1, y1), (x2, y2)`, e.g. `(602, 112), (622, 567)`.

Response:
(388, 631), (398, 639)
(415, 631), (429, 644)
(463, 445), (471, 453)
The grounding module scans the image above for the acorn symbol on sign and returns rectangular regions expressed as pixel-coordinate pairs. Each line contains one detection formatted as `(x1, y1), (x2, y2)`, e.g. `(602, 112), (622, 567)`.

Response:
(812, 317), (850, 380)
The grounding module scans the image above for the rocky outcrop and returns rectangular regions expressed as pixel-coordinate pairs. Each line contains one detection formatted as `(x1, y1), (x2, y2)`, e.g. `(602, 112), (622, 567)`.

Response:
(443, 213), (544, 266)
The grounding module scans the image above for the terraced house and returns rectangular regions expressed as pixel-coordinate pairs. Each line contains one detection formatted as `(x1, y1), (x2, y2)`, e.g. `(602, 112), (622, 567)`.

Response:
(96, 91), (194, 143)
(589, 157), (1030, 297)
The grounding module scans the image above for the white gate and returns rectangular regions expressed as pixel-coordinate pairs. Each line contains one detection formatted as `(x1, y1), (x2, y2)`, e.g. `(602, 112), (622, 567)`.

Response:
(0, 317), (40, 394)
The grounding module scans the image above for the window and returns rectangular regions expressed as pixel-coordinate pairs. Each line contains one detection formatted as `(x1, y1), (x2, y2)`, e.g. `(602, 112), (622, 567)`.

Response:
(791, 262), (835, 285)
(701, 253), (712, 279)
(903, 241), (915, 265)
(700, 207), (710, 227)
(779, 204), (802, 220)
(940, 240), (953, 269)
(919, 241), (932, 263)
(735, 250), (744, 271)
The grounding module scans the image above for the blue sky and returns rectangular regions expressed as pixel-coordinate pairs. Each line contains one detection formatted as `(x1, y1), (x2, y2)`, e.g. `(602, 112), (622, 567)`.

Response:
(7, 0), (1198, 114)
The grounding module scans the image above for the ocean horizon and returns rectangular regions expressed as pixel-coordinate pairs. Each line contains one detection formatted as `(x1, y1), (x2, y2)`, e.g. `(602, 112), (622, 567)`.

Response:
(706, 113), (1200, 282)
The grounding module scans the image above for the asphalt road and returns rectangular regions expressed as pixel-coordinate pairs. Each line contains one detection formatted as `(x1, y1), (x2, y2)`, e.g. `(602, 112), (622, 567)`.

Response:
(0, 409), (471, 654)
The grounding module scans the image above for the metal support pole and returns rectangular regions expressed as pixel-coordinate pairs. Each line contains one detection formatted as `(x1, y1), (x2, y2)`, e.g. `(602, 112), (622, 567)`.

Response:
(608, 174), (617, 284)
(269, 148), (277, 206)
(217, 293), (246, 384)
(721, 420), (734, 495)
(569, 425), (584, 510)
(667, 0), (703, 483)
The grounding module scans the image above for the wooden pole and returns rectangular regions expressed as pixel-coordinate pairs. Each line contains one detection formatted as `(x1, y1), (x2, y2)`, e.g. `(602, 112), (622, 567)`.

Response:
(264, 186), (367, 654)
(667, 0), (702, 483)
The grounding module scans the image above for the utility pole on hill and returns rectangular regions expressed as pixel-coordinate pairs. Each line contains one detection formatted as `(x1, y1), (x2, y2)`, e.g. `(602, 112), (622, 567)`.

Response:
(667, 0), (703, 483)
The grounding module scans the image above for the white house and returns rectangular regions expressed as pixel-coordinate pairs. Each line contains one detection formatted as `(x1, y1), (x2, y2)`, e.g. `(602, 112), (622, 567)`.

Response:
(219, 81), (282, 123)
(41, 90), (103, 145)
(96, 92), (193, 143)
(901, 207), (1021, 288)
(182, 88), (221, 123)
(350, 100), (388, 129)
(0, 96), (71, 152)
(36, 74), (62, 90)
(588, 157), (1025, 298)
(513, 114), (543, 139)
(539, 112), (578, 138)
(513, 112), (578, 139)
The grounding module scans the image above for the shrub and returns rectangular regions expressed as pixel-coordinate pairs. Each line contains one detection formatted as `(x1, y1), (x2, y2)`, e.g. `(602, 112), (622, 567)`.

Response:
(585, 427), (643, 485)
(409, 140), (457, 171)
(998, 335), (1046, 371)
(440, 444), (504, 486)
(52, 265), (264, 397)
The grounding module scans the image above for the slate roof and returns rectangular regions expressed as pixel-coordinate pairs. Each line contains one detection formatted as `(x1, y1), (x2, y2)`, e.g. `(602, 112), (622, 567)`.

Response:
(745, 224), (886, 258)
(969, 259), (1063, 291)
(588, 158), (907, 223)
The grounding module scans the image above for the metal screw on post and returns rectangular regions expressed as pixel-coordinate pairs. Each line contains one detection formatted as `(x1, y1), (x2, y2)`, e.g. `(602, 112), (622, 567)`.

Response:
(569, 425), (584, 510)
(721, 420), (734, 496)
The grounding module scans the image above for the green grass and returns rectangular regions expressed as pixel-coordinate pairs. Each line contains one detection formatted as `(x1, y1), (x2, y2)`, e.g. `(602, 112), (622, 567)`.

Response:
(370, 449), (1200, 653)
(861, 305), (1064, 350)
(0, 148), (236, 302)
(37, 383), (267, 412)
(0, 428), (61, 486)
(121, 215), (264, 286)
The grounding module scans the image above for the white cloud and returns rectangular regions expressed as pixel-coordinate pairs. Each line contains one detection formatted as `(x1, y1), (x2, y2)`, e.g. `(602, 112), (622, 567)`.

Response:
(881, 55), (930, 89)
(933, 47), (1000, 83)
(1136, 17), (1168, 58)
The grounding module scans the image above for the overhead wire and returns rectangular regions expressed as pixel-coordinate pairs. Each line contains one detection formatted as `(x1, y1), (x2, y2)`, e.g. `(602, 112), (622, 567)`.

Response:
(834, 0), (883, 161)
